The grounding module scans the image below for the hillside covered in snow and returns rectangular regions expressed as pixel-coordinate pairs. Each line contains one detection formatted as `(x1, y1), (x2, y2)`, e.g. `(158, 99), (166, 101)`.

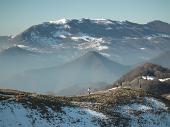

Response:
(0, 88), (170, 127)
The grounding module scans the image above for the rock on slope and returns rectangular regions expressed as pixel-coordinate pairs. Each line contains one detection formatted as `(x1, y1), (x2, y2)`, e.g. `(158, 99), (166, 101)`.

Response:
(0, 88), (170, 127)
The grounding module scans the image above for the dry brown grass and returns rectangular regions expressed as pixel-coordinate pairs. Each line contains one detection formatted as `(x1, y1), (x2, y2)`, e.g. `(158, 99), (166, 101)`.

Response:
(0, 87), (149, 112)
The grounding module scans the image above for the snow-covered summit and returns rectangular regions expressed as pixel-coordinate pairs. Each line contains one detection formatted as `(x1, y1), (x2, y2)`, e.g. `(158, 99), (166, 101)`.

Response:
(92, 19), (114, 24)
(80, 18), (114, 24)
(48, 18), (70, 24)
(48, 18), (117, 25)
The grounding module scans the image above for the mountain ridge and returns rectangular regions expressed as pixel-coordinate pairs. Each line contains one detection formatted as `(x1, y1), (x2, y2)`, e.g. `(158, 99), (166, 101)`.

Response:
(8, 18), (170, 65)
(14, 19), (170, 43)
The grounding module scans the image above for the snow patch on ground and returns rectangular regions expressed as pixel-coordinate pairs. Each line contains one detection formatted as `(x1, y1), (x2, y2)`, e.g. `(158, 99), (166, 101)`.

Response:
(142, 76), (170, 82)
(123, 37), (139, 40)
(0, 101), (107, 127)
(71, 35), (105, 43)
(144, 34), (170, 40)
(142, 76), (155, 80)
(113, 97), (170, 127)
(53, 31), (71, 38)
(145, 97), (168, 110)
(59, 35), (66, 39)
(14, 44), (40, 53)
(159, 78), (170, 82)
(91, 19), (114, 25)
(71, 34), (109, 51)
(16, 45), (28, 48)
(100, 52), (110, 57)
(140, 47), (146, 50)
(158, 34), (170, 38)
(49, 18), (69, 24)
(60, 107), (107, 126)
(97, 45), (108, 51)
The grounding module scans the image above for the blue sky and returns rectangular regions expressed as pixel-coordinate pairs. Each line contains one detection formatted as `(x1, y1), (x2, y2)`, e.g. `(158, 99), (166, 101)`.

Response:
(0, 0), (170, 35)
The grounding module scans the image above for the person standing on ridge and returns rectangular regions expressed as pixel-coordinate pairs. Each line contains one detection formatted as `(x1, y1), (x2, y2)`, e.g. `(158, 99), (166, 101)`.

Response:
(88, 88), (91, 94)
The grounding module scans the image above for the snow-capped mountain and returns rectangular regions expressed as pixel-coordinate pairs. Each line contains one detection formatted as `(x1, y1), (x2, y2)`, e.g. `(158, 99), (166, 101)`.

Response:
(14, 19), (170, 43)
(11, 18), (170, 65)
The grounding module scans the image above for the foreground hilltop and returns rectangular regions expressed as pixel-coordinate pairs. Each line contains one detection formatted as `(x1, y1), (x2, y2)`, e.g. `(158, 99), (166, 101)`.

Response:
(0, 87), (170, 127)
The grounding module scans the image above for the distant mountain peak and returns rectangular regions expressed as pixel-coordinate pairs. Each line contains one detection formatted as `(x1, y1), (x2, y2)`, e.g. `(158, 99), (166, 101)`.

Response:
(147, 20), (170, 34)
(148, 20), (169, 25)
(76, 51), (113, 64)
(72, 51), (128, 73)
(83, 51), (102, 57)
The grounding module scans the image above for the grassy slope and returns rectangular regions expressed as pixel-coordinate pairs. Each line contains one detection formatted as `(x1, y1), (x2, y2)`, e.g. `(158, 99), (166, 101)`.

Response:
(1, 87), (169, 112)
